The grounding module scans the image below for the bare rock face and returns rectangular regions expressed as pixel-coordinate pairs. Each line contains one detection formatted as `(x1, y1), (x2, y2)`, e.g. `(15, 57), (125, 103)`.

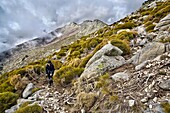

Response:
(80, 44), (125, 79)
(130, 42), (165, 65)
(154, 14), (170, 31)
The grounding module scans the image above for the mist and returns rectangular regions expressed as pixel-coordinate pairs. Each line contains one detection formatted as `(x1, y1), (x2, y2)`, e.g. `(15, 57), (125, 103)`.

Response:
(0, 0), (146, 52)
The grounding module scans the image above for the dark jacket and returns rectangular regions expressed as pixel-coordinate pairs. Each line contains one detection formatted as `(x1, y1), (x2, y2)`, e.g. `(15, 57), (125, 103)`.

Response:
(46, 62), (55, 76)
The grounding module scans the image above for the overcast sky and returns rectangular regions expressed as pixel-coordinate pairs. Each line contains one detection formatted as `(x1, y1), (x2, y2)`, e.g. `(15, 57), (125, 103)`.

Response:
(0, 0), (146, 52)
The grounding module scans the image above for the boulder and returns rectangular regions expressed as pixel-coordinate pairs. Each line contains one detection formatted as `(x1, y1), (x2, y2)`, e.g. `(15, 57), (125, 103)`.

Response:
(111, 71), (130, 81)
(81, 55), (125, 79)
(22, 83), (34, 98)
(86, 43), (123, 68)
(5, 105), (18, 113)
(135, 60), (148, 71)
(130, 42), (165, 65)
(159, 80), (170, 91)
(154, 14), (170, 31)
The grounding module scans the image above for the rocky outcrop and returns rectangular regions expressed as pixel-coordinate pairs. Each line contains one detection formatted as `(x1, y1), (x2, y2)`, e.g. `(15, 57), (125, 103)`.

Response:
(154, 14), (170, 31)
(130, 42), (165, 65)
(80, 44), (125, 79)
(86, 43), (123, 67)
(22, 83), (34, 98)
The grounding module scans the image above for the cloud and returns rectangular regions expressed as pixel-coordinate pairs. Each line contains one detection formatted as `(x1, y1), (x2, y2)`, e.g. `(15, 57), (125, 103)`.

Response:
(0, 0), (146, 52)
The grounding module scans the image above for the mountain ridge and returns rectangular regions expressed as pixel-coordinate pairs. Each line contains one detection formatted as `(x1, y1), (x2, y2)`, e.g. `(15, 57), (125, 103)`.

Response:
(0, 0), (170, 113)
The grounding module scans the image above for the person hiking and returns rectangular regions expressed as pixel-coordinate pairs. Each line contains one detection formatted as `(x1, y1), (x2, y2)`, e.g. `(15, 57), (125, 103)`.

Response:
(45, 60), (55, 86)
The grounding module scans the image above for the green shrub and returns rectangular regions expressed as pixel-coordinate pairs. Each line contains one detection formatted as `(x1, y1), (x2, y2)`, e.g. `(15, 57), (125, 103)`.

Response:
(33, 65), (44, 75)
(155, 5), (170, 18)
(54, 66), (84, 85)
(0, 80), (15, 93)
(10, 74), (21, 86)
(111, 38), (130, 55)
(57, 50), (66, 56)
(116, 31), (135, 41)
(79, 54), (93, 68)
(115, 21), (136, 29)
(68, 58), (81, 67)
(144, 21), (152, 27)
(51, 60), (62, 69)
(145, 24), (156, 32)
(15, 104), (42, 113)
(161, 102), (170, 113)
(88, 39), (99, 48)
(0, 92), (19, 113)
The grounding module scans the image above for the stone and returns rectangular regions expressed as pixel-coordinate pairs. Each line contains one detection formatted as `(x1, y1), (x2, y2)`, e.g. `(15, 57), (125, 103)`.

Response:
(159, 80), (170, 91)
(141, 97), (148, 103)
(139, 38), (148, 46)
(155, 14), (170, 31)
(153, 97), (158, 102)
(86, 43), (123, 68)
(129, 100), (135, 107)
(111, 71), (129, 81)
(22, 83), (34, 98)
(5, 105), (18, 113)
(81, 55), (125, 79)
(144, 104), (165, 113)
(130, 42), (165, 65)
(135, 60), (148, 71)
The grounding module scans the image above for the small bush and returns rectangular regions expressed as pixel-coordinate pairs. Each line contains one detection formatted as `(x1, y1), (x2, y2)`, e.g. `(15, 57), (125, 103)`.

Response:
(161, 102), (170, 113)
(111, 38), (130, 55)
(51, 60), (62, 69)
(79, 54), (93, 68)
(145, 24), (156, 32)
(117, 31), (135, 41)
(54, 66), (84, 85)
(88, 39), (99, 48)
(15, 104), (42, 113)
(33, 65), (44, 75)
(68, 58), (81, 67)
(144, 21), (152, 27)
(0, 92), (19, 113)
(0, 80), (15, 93)
(115, 22), (136, 29)
(155, 5), (170, 18)
(10, 74), (21, 86)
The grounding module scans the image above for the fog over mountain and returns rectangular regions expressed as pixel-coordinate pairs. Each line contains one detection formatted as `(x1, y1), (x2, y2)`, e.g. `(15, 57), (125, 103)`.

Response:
(0, 0), (146, 52)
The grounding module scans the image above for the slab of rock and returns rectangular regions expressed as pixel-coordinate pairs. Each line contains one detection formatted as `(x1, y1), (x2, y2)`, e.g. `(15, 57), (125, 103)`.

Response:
(135, 60), (148, 71)
(130, 42), (165, 65)
(129, 100), (135, 107)
(22, 83), (34, 98)
(159, 80), (170, 91)
(5, 105), (18, 113)
(111, 71), (129, 81)
(81, 55), (125, 79)
(154, 14), (170, 31)
(80, 44), (125, 79)
(86, 43), (123, 68)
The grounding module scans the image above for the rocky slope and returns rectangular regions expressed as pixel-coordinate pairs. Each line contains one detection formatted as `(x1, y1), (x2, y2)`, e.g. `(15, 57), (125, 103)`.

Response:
(0, 0), (170, 113)
(0, 19), (106, 73)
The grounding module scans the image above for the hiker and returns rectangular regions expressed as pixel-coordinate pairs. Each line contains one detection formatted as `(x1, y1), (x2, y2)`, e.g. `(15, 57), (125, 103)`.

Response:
(45, 60), (55, 86)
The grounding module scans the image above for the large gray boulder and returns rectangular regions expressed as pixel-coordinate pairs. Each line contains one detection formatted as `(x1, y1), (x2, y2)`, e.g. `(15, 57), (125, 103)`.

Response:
(86, 43), (123, 68)
(154, 14), (170, 31)
(22, 83), (34, 98)
(80, 44), (125, 79)
(130, 42), (165, 65)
